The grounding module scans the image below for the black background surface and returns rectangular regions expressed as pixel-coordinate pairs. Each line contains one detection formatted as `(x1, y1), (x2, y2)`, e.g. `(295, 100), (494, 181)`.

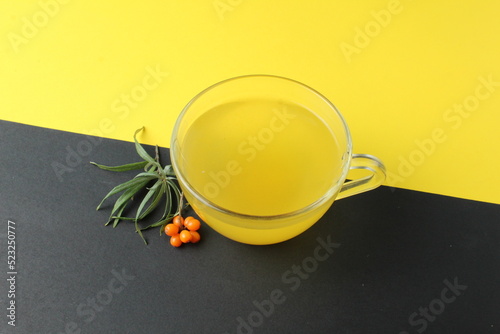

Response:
(0, 120), (499, 334)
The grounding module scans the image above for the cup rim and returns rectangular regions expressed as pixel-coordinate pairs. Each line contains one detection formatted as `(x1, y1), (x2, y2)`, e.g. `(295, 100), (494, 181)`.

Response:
(170, 74), (353, 221)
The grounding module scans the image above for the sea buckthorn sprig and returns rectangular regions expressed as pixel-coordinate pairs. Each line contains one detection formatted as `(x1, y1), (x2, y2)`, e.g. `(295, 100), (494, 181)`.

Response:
(90, 127), (196, 246)
(165, 215), (201, 247)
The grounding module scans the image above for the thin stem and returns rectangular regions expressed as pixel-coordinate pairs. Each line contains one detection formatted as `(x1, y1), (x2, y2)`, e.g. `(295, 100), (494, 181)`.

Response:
(178, 192), (184, 217)
(155, 145), (160, 164)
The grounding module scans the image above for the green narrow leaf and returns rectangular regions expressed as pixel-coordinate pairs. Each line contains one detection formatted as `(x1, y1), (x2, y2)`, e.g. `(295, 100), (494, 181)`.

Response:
(133, 127), (161, 170)
(111, 201), (129, 228)
(104, 188), (135, 227)
(111, 183), (164, 222)
(137, 181), (165, 220)
(163, 165), (176, 176)
(90, 161), (148, 172)
(140, 213), (175, 232)
(142, 181), (175, 233)
(136, 219), (147, 245)
(133, 179), (164, 245)
(166, 178), (181, 205)
(141, 213), (176, 231)
(165, 178), (181, 218)
(109, 216), (135, 221)
(96, 174), (156, 210)
(147, 163), (157, 173)
(110, 181), (161, 221)
(108, 178), (151, 219)
(163, 179), (173, 219)
(134, 171), (159, 179)
(135, 180), (162, 222)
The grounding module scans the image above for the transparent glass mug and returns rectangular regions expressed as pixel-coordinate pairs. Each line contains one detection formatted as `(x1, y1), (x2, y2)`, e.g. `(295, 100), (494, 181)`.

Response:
(171, 75), (386, 245)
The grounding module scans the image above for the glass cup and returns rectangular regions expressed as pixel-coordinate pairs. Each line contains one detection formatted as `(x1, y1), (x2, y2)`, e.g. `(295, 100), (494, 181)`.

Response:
(170, 75), (386, 245)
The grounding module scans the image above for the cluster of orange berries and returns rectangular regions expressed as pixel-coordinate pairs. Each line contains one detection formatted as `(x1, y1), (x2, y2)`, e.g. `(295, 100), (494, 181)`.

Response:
(164, 215), (201, 247)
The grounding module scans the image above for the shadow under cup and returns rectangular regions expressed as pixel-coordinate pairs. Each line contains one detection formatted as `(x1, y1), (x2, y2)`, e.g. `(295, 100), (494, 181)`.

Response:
(170, 75), (383, 245)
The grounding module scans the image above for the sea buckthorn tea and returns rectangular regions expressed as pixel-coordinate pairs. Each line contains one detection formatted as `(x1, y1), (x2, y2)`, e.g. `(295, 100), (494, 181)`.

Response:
(171, 75), (385, 244)
(181, 100), (341, 216)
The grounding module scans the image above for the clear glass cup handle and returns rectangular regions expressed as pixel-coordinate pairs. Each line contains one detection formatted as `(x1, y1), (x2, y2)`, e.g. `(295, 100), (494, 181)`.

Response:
(336, 154), (386, 200)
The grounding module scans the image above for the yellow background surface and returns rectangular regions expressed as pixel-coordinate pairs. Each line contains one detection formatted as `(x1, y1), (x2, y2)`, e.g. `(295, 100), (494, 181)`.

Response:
(1, 0), (499, 204)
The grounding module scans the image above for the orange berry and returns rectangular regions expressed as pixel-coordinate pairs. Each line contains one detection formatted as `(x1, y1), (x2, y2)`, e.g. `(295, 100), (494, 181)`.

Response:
(185, 218), (201, 231)
(190, 231), (201, 243)
(173, 215), (184, 229)
(183, 216), (193, 227)
(164, 223), (179, 236)
(170, 234), (182, 247)
(179, 230), (192, 243)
